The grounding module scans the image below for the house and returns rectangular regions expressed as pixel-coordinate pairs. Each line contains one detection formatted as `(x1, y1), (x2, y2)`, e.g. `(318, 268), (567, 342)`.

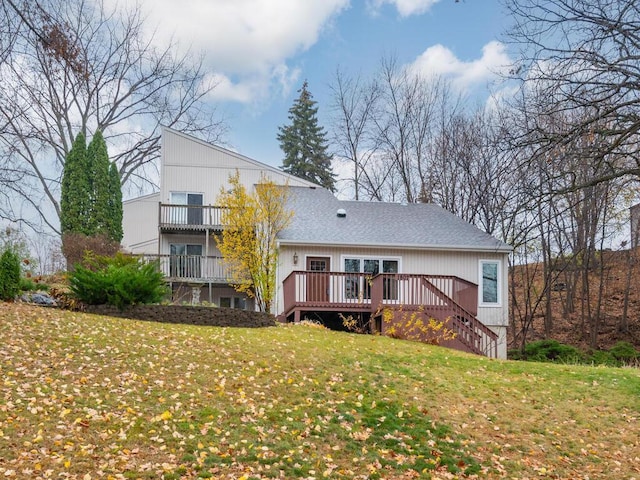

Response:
(122, 127), (317, 310)
(123, 127), (512, 358)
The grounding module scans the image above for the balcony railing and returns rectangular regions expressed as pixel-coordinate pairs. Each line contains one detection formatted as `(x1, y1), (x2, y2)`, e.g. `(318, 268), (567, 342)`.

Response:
(159, 204), (228, 230)
(139, 254), (231, 282)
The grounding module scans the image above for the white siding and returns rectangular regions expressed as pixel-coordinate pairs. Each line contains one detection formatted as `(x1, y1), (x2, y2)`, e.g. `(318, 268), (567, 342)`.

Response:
(124, 128), (318, 259)
(122, 193), (160, 254)
(159, 128), (314, 204)
(160, 234), (221, 257)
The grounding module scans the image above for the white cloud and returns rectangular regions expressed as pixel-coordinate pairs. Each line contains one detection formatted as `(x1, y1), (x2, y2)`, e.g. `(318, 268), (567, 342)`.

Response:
(206, 65), (301, 105)
(369, 0), (440, 17)
(408, 41), (512, 90)
(127, 0), (348, 103)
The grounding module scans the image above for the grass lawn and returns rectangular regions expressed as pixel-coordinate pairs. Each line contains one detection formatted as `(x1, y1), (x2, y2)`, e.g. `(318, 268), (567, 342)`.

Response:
(0, 303), (638, 479)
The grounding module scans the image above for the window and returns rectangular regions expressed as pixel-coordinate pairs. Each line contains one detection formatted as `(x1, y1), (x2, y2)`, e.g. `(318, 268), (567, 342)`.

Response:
(309, 259), (327, 271)
(170, 244), (203, 278)
(382, 260), (399, 300)
(170, 192), (203, 225)
(219, 296), (246, 309)
(344, 258), (361, 299)
(480, 260), (501, 306)
(343, 256), (400, 300)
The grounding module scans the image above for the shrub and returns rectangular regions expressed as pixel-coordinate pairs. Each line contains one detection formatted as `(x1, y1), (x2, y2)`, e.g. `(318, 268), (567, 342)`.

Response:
(19, 277), (48, 292)
(69, 253), (167, 309)
(0, 248), (21, 301)
(523, 339), (584, 363)
(586, 350), (619, 367)
(381, 307), (457, 345)
(62, 232), (120, 270)
(341, 313), (370, 334)
(608, 341), (639, 364)
(507, 348), (525, 361)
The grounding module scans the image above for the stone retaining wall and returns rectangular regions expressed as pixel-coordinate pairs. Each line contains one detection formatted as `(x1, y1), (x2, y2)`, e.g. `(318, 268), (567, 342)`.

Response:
(83, 304), (276, 328)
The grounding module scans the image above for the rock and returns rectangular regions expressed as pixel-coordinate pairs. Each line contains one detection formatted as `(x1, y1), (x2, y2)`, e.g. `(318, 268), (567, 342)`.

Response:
(22, 292), (57, 306)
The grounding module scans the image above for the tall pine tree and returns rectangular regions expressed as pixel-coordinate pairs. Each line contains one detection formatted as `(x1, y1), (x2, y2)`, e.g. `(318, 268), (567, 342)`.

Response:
(87, 130), (111, 237)
(60, 132), (91, 235)
(278, 81), (336, 191)
(60, 130), (123, 242)
(107, 161), (123, 242)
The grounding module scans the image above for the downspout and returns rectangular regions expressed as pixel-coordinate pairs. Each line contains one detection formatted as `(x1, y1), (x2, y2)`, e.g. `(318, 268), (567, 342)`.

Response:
(273, 239), (281, 317)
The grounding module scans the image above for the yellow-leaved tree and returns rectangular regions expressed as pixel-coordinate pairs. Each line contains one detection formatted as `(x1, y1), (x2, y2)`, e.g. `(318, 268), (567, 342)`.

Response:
(215, 172), (292, 312)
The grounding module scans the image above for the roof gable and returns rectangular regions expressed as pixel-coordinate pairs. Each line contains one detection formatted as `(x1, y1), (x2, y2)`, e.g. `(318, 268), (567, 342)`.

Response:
(161, 127), (317, 188)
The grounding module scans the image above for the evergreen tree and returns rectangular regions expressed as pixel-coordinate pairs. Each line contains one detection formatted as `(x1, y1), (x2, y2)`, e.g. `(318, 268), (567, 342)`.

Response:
(0, 247), (20, 301)
(60, 130), (123, 243)
(87, 130), (111, 236)
(60, 132), (91, 235)
(278, 81), (336, 191)
(107, 162), (123, 242)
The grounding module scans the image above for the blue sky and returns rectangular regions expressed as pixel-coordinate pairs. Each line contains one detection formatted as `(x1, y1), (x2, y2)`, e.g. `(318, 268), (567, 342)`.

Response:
(131, 0), (512, 167)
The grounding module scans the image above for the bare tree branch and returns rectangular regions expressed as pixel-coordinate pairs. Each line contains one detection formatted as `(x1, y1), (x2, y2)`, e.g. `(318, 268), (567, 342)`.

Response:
(0, 0), (226, 234)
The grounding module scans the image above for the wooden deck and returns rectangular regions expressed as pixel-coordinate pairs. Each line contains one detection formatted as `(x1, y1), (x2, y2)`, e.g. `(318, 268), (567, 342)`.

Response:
(283, 271), (497, 357)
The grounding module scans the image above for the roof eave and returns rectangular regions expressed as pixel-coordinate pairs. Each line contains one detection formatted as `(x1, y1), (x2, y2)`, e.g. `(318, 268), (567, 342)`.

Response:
(277, 239), (513, 253)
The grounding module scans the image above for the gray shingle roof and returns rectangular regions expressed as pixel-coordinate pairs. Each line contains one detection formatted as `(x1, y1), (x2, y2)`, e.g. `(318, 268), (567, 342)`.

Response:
(278, 186), (512, 252)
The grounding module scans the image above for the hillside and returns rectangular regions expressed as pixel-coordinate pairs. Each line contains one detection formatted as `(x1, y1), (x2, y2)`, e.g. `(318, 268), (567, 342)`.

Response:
(509, 247), (640, 352)
(0, 303), (638, 479)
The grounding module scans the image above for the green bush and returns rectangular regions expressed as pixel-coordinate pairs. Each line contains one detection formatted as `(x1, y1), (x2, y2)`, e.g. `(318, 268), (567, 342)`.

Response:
(0, 248), (21, 301)
(69, 253), (167, 309)
(586, 350), (619, 367)
(523, 339), (584, 364)
(507, 348), (525, 360)
(608, 341), (639, 364)
(515, 340), (640, 367)
(19, 277), (49, 293)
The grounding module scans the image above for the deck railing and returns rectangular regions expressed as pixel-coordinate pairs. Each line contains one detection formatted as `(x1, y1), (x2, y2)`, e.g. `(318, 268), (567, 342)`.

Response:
(283, 272), (479, 314)
(370, 274), (478, 315)
(159, 204), (228, 229)
(283, 270), (497, 357)
(283, 271), (374, 311)
(138, 254), (231, 282)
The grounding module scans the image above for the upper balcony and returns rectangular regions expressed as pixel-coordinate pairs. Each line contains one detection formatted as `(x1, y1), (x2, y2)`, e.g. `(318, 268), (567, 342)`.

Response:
(136, 254), (231, 283)
(159, 204), (228, 233)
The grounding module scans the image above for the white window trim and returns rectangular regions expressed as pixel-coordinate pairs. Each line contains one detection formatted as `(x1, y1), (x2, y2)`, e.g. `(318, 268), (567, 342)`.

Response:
(339, 255), (403, 304)
(479, 259), (502, 307)
(169, 191), (204, 204)
(340, 255), (402, 273)
(169, 243), (204, 254)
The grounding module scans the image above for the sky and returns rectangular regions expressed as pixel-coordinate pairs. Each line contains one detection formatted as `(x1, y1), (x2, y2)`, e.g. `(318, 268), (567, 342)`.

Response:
(132, 0), (513, 168)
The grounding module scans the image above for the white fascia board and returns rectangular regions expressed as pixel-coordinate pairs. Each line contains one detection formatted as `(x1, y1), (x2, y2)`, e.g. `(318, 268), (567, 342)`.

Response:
(277, 239), (513, 253)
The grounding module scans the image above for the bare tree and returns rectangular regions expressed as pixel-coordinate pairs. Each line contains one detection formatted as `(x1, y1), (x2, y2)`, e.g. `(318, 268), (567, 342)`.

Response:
(504, 88), (633, 348)
(369, 58), (463, 204)
(505, 0), (640, 190)
(429, 107), (520, 236)
(372, 57), (422, 203)
(329, 69), (381, 200)
(0, 0), (226, 234)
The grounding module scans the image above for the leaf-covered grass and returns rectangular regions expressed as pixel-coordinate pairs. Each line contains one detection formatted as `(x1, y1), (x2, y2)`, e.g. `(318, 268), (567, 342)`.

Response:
(0, 303), (638, 479)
